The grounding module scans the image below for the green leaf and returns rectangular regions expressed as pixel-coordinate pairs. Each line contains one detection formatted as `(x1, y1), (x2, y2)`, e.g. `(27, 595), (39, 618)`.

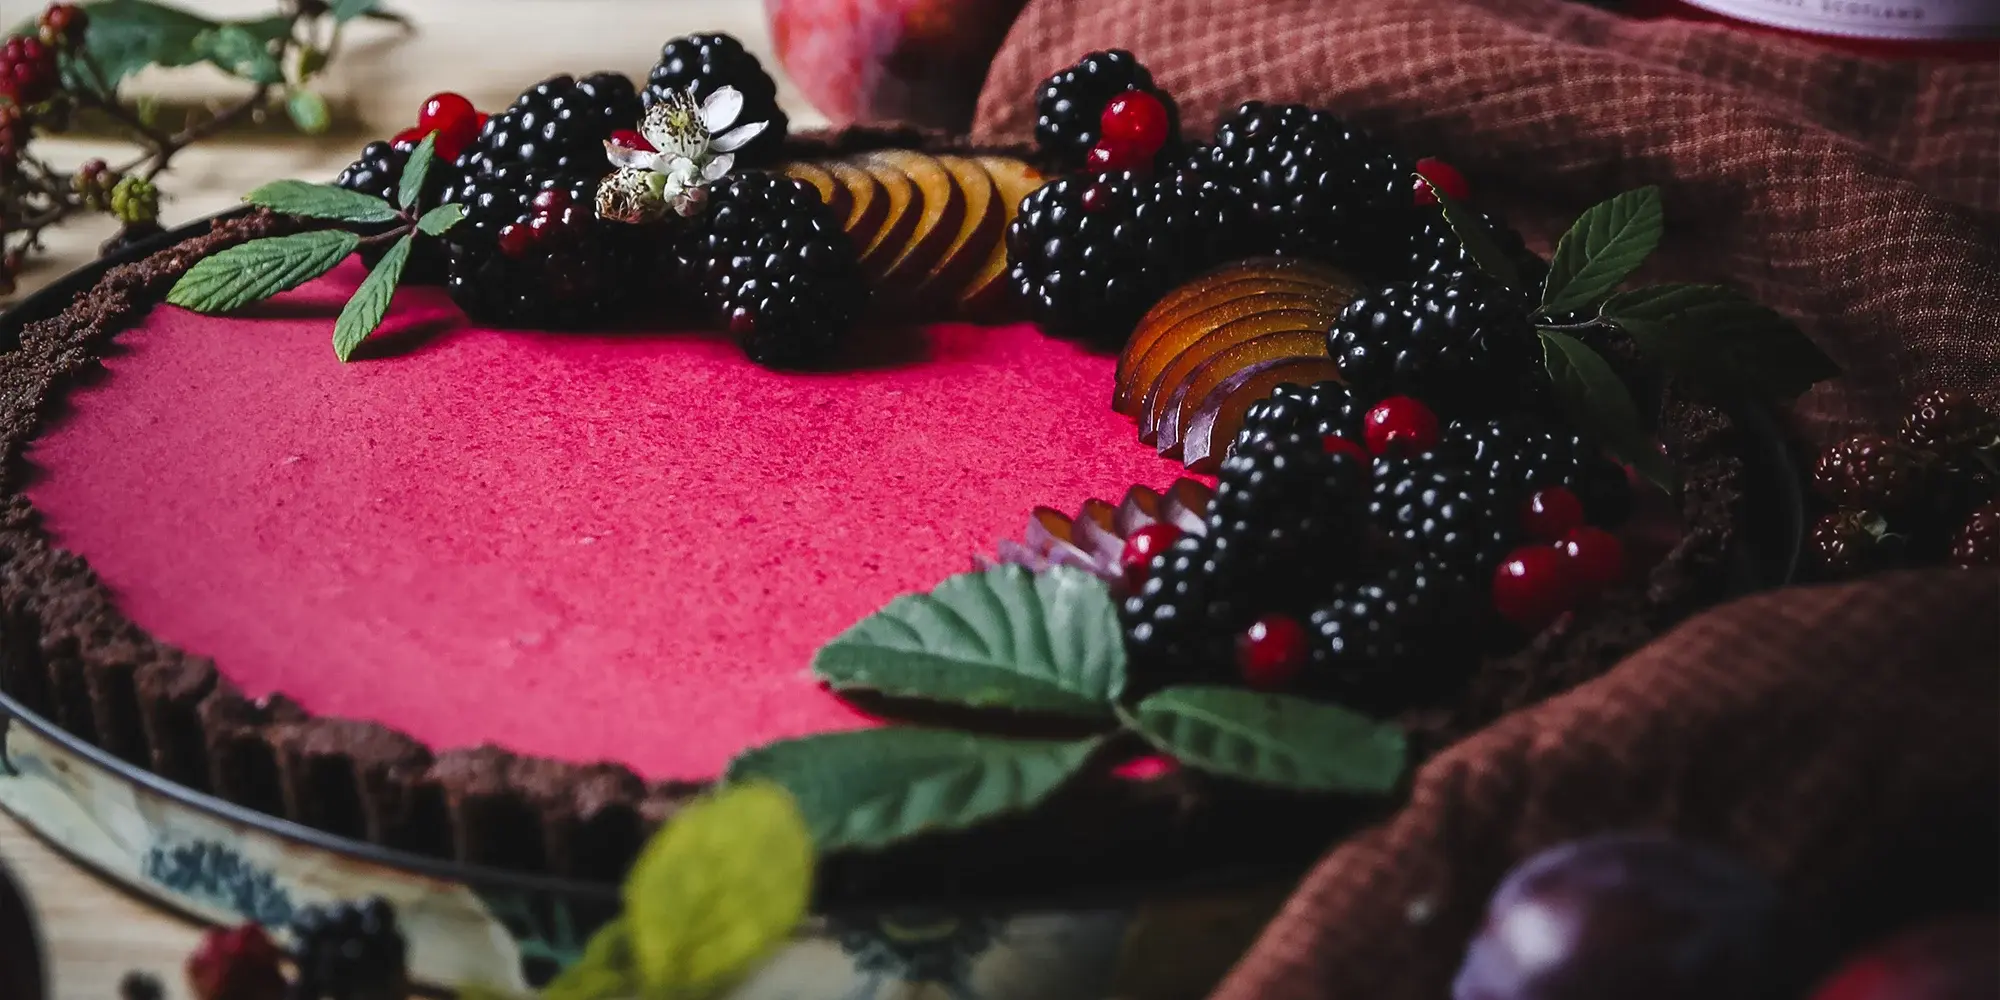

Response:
(416, 202), (465, 236)
(1541, 187), (1664, 316)
(166, 230), (359, 315)
(1601, 283), (1841, 401)
(73, 0), (218, 88)
(286, 89), (331, 135)
(329, 0), (385, 21)
(192, 23), (282, 84)
(333, 234), (411, 361)
(1434, 188), (1523, 289)
(727, 728), (1103, 851)
(811, 565), (1126, 720)
(243, 179), (396, 223)
(623, 782), (813, 1000)
(540, 919), (639, 1000)
(1123, 686), (1406, 794)
(397, 130), (438, 211)
(1539, 329), (1678, 491)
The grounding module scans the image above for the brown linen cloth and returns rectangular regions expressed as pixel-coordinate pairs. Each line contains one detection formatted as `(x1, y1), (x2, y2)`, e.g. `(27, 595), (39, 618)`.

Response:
(967, 2), (2000, 995)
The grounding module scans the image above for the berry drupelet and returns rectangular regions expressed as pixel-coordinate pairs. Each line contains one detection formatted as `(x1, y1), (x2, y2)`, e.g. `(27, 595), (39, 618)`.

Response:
(444, 169), (641, 328)
(459, 72), (641, 181)
(290, 897), (408, 1000)
(1204, 431), (1370, 596)
(1369, 447), (1519, 584)
(1325, 273), (1543, 413)
(1191, 102), (1411, 271)
(643, 33), (787, 166)
(672, 171), (865, 368)
(1307, 560), (1470, 710)
(1006, 169), (1230, 344)
(1034, 49), (1179, 171)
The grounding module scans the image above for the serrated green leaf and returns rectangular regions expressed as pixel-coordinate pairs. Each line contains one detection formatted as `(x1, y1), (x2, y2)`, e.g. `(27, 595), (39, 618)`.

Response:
(1601, 283), (1840, 401)
(192, 24), (282, 84)
(1124, 686), (1405, 794)
(727, 728), (1103, 850)
(73, 0), (218, 87)
(624, 782), (812, 999)
(1539, 329), (1678, 491)
(811, 565), (1126, 720)
(398, 130), (438, 211)
(333, 234), (411, 361)
(166, 230), (359, 315)
(243, 179), (395, 223)
(1434, 188), (1523, 289)
(329, 0), (385, 21)
(1542, 187), (1664, 315)
(540, 919), (639, 1000)
(416, 202), (465, 236)
(286, 89), (331, 135)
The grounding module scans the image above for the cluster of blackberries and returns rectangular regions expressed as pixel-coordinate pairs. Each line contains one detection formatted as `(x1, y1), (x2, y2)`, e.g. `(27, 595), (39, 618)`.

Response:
(328, 33), (857, 365)
(1120, 383), (1634, 708)
(178, 897), (406, 1000)
(1809, 389), (1999, 576)
(1018, 51), (1555, 349)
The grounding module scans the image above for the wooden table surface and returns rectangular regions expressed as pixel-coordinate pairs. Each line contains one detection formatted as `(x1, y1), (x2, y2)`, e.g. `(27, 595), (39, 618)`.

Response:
(2, 2), (824, 994)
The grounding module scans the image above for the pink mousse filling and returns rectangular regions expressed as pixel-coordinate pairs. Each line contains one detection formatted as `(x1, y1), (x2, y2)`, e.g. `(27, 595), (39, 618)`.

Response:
(26, 263), (1187, 779)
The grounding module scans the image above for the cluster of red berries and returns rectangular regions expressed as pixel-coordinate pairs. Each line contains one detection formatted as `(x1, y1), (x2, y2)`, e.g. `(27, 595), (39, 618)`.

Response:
(385, 91), (488, 163)
(1491, 491), (1626, 633)
(0, 5), (79, 107)
(1085, 90), (1173, 174)
(179, 901), (409, 1000)
(1809, 388), (1999, 577)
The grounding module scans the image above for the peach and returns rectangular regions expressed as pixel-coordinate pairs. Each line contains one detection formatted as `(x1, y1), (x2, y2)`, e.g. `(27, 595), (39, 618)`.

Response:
(766, 0), (1031, 130)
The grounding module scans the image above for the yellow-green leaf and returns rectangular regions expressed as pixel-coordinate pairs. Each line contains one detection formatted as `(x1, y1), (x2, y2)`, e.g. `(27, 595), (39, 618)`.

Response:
(540, 919), (641, 1000)
(624, 782), (813, 1000)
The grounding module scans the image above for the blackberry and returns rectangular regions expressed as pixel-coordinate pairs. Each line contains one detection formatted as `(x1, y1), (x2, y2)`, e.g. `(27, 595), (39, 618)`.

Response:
(1409, 204), (1548, 289)
(1445, 416), (1633, 527)
(1901, 389), (1999, 459)
(459, 72), (640, 181)
(1121, 531), (1251, 680)
(290, 897), (407, 1000)
(1813, 434), (1930, 512)
(1033, 49), (1179, 169)
(333, 135), (457, 284)
(1325, 273), (1542, 412)
(1192, 102), (1412, 271)
(1369, 448), (1517, 582)
(1233, 380), (1371, 452)
(1205, 431), (1370, 593)
(1949, 500), (2000, 568)
(671, 171), (865, 368)
(642, 33), (787, 166)
(1006, 169), (1223, 343)
(1810, 509), (1891, 579)
(1307, 560), (1472, 709)
(443, 168), (640, 329)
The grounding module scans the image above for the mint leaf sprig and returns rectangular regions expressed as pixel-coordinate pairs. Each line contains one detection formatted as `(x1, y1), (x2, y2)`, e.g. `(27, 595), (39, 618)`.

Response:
(727, 565), (1409, 852)
(1441, 184), (1840, 492)
(166, 130), (464, 362)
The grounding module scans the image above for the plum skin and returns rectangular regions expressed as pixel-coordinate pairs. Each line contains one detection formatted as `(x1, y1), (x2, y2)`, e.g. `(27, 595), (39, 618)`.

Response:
(1453, 833), (1783, 1000)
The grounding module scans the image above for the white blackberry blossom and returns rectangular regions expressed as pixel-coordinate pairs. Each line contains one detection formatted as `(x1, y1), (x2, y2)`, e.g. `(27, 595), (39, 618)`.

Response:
(598, 84), (768, 220)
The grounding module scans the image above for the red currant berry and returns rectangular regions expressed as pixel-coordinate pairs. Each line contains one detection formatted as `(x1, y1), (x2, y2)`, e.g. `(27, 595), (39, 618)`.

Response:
(417, 91), (475, 133)
(496, 223), (536, 259)
(1099, 90), (1170, 156)
(1521, 487), (1585, 542)
(185, 924), (286, 1000)
(1557, 526), (1627, 590)
(38, 4), (88, 47)
(1322, 434), (1369, 466)
(1236, 614), (1307, 690)
(1119, 522), (1183, 588)
(1413, 157), (1470, 206)
(1084, 137), (1150, 174)
(1362, 396), (1441, 456)
(1492, 546), (1579, 632)
(608, 128), (656, 152)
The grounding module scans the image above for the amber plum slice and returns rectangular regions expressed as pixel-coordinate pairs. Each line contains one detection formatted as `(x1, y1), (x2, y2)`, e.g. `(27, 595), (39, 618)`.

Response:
(1118, 258), (1355, 385)
(1180, 357), (1344, 473)
(866, 151), (966, 297)
(1116, 288), (1338, 415)
(959, 156), (1046, 319)
(826, 161), (888, 249)
(781, 161), (851, 221)
(1158, 330), (1331, 456)
(1138, 307), (1330, 445)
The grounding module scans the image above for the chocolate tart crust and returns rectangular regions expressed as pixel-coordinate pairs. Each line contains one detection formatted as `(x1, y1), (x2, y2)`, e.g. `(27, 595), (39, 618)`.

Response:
(0, 138), (1745, 902)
